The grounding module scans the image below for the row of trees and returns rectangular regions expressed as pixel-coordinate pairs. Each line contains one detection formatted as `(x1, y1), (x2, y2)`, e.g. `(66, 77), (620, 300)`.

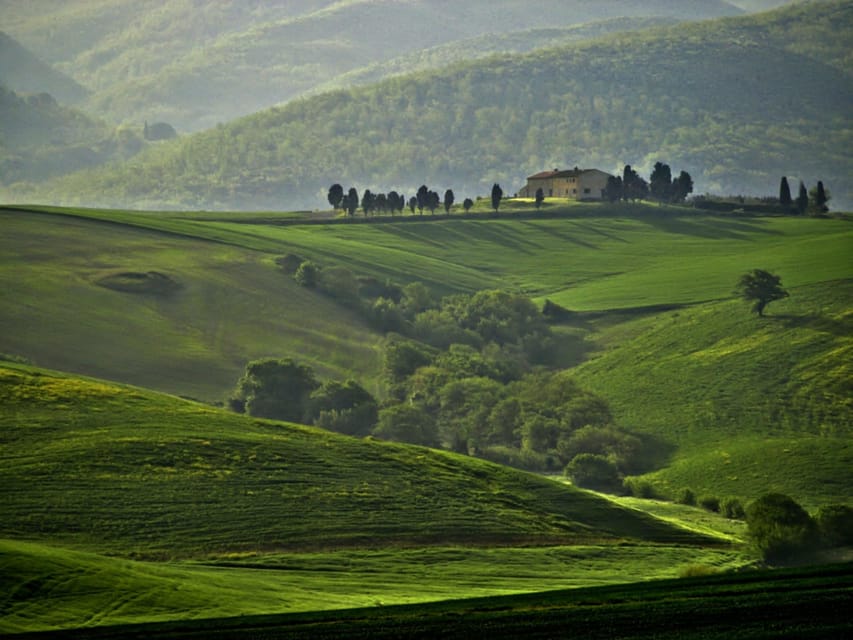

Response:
(328, 183), (481, 216)
(603, 163), (693, 204)
(329, 162), (690, 217)
(779, 176), (830, 214)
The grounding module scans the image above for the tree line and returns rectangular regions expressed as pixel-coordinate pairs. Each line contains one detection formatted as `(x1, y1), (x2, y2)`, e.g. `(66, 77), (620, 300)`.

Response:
(779, 176), (830, 215)
(328, 182), (505, 216)
(603, 162), (693, 205)
(326, 161), (694, 219)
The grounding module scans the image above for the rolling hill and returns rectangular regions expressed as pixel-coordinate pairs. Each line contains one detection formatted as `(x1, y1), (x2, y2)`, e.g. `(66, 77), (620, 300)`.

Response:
(1, 0), (744, 132)
(0, 206), (385, 401)
(0, 360), (746, 631)
(1, 201), (849, 632)
(9, 1), (850, 210)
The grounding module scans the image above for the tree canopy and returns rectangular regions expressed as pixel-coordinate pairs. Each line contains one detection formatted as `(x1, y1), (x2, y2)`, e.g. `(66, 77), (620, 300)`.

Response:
(736, 269), (789, 316)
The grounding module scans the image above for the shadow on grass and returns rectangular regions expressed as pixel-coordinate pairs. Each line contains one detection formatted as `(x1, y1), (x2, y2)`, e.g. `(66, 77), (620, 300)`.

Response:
(768, 313), (853, 338)
(638, 212), (784, 240)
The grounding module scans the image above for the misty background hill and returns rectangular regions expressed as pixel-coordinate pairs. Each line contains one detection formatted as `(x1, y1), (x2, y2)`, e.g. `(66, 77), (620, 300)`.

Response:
(1, 0), (846, 209)
(1, 0), (748, 132)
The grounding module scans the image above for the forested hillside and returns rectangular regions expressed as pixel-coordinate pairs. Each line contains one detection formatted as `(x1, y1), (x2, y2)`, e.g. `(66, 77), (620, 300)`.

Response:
(0, 85), (139, 184)
(11, 1), (850, 210)
(1, 0), (742, 132)
(309, 17), (680, 96)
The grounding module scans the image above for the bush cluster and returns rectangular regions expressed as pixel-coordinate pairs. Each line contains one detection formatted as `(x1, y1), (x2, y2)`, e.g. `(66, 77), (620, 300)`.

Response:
(746, 494), (853, 563)
(275, 257), (664, 483)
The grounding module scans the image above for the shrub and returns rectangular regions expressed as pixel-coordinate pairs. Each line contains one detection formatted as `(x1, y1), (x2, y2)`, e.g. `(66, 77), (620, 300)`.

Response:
(721, 496), (746, 520)
(814, 504), (853, 547)
(698, 495), (720, 513)
(233, 357), (318, 423)
(294, 261), (319, 288)
(370, 297), (405, 333)
(623, 477), (656, 499)
(564, 453), (621, 492)
(746, 493), (817, 562)
(676, 488), (697, 506)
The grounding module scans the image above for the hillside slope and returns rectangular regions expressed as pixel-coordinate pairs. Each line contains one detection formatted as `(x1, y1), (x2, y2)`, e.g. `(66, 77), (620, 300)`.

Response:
(0, 207), (384, 401)
(13, 1), (850, 210)
(0, 363), (711, 557)
(572, 279), (853, 506)
(2, 206), (849, 402)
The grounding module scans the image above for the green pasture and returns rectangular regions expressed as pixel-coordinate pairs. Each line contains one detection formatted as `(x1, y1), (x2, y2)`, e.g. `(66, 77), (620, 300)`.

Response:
(234, 210), (851, 310)
(573, 280), (852, 505)
(2, 204), (850, 634)
(0, 362), (752, 632)
(6, 560), (851, 639)
(0, 539), (746, 633)
(12, 203), (850, 308)
(0, 363), (714, 558)
(0, 207), (384, 401)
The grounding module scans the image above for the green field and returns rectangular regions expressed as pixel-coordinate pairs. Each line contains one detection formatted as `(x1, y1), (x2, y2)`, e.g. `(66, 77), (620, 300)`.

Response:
(6, 562), (852, 639)
(1, 203), (850, 634)
(0, 361), (746, 632)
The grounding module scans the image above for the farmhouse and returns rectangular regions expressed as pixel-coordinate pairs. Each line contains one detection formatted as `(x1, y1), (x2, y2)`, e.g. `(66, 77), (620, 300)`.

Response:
(519, 167), (612, 201)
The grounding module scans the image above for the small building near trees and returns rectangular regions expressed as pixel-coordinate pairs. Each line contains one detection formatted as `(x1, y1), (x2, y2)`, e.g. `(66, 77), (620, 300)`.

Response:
(519, 167), (613, 201)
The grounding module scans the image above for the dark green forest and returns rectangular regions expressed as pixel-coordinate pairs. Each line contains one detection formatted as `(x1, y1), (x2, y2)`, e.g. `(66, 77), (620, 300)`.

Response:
(10, 1), (850, 211)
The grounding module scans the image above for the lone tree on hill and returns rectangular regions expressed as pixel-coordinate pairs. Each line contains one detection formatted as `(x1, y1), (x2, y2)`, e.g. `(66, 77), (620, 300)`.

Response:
(535, 187), (545, 210)
(463, 197), (474, 213)
(491, 183), (503, 213)
(327, 183), (344, 210)
(444, 189), (455, 214)
(736, 269), (789, 317)
(779, 177), (792, 208)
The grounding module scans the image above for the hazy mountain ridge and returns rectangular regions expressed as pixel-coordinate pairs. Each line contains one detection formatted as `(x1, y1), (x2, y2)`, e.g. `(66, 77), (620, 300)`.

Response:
(0, 31), (89, 104)
(2, 0), (744, 132)
(11, 1), (850, 211)
(309, 17), (682, 96)
(0, 84), (142, 184)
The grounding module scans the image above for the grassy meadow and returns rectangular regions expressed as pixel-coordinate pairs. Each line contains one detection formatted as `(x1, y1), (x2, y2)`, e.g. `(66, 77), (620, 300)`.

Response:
(0, 206), (384, 400)
(0, 361), (746, 632)
(1, 201), (850, 634)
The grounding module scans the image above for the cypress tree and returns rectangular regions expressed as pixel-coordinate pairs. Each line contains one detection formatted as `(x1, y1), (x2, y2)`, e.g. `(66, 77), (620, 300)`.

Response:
(796, 181), (808, 215)
(815, 181), (828, 213)
(779, 177), (792, 208)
